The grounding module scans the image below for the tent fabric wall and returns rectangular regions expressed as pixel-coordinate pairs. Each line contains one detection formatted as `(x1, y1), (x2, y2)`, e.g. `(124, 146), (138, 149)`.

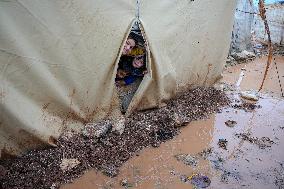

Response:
(0, 0), (236, 157)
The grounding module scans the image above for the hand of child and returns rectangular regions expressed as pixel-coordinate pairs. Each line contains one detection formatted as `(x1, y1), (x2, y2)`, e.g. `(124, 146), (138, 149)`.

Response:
(117, 69), (128, 78)
(143, 70), (148, 75)
(115, 80), (126, 87)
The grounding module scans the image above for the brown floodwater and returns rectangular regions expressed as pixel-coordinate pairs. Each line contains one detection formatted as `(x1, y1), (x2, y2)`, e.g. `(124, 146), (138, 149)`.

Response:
(223, 55), (284, 98)
(62, 56), (284, 189)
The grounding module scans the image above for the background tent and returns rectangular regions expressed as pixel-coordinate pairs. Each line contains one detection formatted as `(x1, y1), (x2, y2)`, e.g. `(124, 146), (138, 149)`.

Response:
(0, 0), (237, 157)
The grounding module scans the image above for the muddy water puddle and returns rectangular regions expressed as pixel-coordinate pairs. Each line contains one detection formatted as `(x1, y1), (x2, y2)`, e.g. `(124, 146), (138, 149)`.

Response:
(62, 95), (284, 189)
(62, 56), (284, 189)
(223, 55), (284, 98)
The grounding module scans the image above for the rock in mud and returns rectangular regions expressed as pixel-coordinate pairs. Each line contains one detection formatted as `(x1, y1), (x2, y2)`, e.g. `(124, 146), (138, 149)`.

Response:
(218, 139), (228, 150)
(82, 120), (112, 138)
(60, 158), (81, 172)
(112, 116), (126, 135)
(240, 90), (259, 101)
(225, 120), (237, 127)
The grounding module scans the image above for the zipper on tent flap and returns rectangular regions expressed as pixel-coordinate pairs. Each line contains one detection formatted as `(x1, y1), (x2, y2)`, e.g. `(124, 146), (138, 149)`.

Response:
(114, 20), (151, 114)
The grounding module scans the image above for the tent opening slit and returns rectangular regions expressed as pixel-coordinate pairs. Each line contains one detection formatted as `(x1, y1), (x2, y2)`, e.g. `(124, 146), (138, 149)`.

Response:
(115, 21), (149, 113)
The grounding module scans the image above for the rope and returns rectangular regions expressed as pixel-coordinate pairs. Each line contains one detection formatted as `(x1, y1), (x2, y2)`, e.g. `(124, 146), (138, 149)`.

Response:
(274, 57), (284, 97)
(135, 0), (141, 22)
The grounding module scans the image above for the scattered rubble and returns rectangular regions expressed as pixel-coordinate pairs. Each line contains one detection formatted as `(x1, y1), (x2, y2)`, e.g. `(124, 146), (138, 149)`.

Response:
(235, 133), (275, 149)
(0, 87), (229, 189)
(232, 102), (261, 112)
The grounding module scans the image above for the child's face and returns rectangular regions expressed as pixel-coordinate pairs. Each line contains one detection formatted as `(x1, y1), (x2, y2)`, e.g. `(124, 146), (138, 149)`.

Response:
(122, 38), (135, 55)
(132, 56), (144, 68)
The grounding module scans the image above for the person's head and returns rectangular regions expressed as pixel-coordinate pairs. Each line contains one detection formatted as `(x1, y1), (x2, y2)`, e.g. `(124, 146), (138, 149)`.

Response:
(132, 54), (145, 68)
(122, 37), (136, 55)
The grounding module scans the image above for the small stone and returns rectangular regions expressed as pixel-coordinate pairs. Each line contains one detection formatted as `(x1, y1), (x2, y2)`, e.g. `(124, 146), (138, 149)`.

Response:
(60, 158), (80, 172)
(82, 120), (112, 138)
(240, 91), (259, 101)
(112, 116), (126, 135)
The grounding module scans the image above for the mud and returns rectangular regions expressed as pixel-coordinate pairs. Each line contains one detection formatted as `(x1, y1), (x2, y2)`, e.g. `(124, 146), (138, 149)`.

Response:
(60, 55), (284, 189)
(0, 87), (229, 189)
(1, 55), (283, 189)
(223, 55), (284, 98)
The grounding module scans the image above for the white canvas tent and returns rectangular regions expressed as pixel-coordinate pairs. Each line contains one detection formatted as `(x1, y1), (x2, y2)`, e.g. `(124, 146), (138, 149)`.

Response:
(0, 0), (236, 157)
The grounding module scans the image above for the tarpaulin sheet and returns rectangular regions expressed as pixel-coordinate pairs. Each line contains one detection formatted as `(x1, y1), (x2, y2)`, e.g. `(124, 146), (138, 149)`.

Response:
(0, 0), (236, 156)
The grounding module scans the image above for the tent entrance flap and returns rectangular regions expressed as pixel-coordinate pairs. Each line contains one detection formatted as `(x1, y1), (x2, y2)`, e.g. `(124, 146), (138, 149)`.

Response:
(114, 21), (150, 113)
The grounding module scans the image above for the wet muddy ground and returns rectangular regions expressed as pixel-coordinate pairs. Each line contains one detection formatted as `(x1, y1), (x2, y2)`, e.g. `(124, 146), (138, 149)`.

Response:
(61, 56), (284, 189)
(0, 87), (229, 189)
(1, 56), (283, 189)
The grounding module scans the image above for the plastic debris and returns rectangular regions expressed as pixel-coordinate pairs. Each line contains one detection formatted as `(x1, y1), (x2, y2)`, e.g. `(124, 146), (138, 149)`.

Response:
(189, 174), (211, 188)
